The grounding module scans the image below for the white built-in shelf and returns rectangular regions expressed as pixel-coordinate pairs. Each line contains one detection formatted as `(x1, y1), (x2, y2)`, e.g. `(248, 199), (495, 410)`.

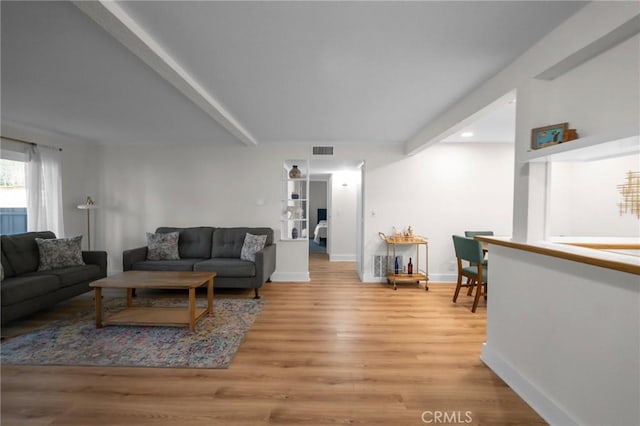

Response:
(282, 160), (309, 241)
(522, 127), (639, 163)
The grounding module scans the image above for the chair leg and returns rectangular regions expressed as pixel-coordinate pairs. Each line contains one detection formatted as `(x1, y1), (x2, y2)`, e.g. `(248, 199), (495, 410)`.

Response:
(453, 275), (463, 303)
(466, 278), (474, 296)
(471, 281), (484, 313)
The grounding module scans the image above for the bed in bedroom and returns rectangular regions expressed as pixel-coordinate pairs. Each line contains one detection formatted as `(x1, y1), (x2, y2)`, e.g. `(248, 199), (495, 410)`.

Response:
(314, 208), (328, 245)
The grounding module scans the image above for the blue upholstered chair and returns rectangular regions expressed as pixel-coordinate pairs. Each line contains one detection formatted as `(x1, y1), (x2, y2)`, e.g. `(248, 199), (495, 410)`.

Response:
(463, 230), (491, 293)
(464, 231), (494, 238)
(452, 235), (488, 313)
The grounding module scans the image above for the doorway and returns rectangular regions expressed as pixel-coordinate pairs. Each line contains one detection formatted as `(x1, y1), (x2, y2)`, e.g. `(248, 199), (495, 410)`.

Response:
(308, 179), (328, 255)
(308, 159), (364, 277)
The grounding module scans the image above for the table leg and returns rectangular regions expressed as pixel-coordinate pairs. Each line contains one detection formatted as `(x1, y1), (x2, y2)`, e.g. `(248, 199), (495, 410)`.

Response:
(189, 288), (196, 332)
(207, 278), (214, 317)
(94, 287), (103, 328)
(126, 288), (133, 307)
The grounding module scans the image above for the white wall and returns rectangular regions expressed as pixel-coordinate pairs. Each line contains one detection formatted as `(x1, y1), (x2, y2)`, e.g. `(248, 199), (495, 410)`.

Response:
(93, 140), (512, 281)
(94, 142), (399, 276)
(96, 143), (296, 275)
(328, 171), (359, 261)
(363, 142), (514, 282)
(548, 154), (640, 237)
(482, 245), (640, 426)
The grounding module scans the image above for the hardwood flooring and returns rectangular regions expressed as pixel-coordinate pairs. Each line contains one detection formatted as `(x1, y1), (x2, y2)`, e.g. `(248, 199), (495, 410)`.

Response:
(1, 253), (546, 425)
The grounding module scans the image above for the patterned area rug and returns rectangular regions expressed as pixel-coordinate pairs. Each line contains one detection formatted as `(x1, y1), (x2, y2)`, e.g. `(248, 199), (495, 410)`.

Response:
(1, 297), (264, 368)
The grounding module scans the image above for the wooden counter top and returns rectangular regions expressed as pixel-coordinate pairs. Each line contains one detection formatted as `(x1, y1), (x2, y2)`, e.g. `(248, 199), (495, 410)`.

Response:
(475, 236), (640, 276)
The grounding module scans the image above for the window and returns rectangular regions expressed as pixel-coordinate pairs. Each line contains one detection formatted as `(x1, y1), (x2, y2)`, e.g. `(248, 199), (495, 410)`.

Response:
(0, 158), (27, 235)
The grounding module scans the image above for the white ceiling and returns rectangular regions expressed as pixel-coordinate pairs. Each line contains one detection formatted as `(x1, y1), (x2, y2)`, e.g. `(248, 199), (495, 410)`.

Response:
(1, 1), (586, 147)
(442, 96), (516, 143)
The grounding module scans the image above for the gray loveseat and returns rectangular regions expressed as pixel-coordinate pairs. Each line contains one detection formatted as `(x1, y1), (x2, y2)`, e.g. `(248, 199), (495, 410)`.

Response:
(122, 227), (276, 299)
(1, 231), (107, 325)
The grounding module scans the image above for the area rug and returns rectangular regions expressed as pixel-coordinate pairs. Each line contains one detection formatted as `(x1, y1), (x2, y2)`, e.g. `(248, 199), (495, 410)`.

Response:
(1, 297), (264, 369)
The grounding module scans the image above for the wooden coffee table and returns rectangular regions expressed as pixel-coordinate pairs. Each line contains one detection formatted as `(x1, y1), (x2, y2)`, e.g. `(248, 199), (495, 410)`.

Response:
(90, 271), (216, 332)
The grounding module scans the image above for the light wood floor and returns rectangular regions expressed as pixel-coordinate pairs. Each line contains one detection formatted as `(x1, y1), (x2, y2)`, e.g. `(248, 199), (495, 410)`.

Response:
(1, 253), (546, 425)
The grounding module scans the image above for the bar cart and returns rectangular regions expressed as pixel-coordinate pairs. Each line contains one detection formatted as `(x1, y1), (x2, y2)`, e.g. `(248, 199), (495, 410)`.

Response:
(379, 232), (429, 290)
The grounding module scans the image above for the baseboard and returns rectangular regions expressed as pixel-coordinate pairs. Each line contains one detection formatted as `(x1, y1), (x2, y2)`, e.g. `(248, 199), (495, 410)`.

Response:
(481, 343), (579, 426)
(329, 254), (356, 262)
(428, 273), (457, 282)
(270, 272), (310, 282)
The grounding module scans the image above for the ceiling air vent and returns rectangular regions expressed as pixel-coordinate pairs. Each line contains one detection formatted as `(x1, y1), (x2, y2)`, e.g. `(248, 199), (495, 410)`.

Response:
(312, 146), (334, 156)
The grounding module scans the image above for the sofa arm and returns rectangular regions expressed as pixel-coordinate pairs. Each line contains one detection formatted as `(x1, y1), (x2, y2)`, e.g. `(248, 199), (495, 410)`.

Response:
(254, 243), (276, 286)
(123, 246), (148, 271)
(83, 251), (107, 278)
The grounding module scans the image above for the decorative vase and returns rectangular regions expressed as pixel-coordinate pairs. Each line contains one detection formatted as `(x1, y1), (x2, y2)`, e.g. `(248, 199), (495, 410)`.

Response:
(292, 227), (299, 239)
(289, 165), (301, 179)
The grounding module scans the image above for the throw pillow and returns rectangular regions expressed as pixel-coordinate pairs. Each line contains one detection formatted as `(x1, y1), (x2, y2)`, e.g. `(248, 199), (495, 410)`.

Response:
(35, 236), (85, 271)
(146, 232), (180, 261)
(240, 233), (267, 262)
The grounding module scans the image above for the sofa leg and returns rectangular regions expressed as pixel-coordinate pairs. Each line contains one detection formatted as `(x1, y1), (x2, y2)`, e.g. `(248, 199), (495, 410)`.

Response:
(267, 277), (272, 283)
(254, 289), (261, 299)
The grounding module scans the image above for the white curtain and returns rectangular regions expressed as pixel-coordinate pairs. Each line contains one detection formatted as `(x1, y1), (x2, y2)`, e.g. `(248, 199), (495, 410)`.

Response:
(26, 145), (65, 237)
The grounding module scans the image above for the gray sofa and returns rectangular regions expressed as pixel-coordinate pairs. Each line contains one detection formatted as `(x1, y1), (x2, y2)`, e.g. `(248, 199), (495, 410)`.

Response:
(1, 231), (107, 325)
(122, 227), (276, 299)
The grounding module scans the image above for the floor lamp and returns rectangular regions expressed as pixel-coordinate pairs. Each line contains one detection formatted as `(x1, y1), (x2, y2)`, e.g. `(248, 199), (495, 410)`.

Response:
(77, 197), (98, 250)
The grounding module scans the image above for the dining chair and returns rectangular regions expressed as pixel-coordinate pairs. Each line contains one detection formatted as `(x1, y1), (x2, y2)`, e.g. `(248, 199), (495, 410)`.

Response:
(464, 231), (494, 238)
(452, 235), (488, 313)
(463, 231), (492, 294)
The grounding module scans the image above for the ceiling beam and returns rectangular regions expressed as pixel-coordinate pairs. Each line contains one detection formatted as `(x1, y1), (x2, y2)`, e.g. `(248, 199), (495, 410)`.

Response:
(73, 1), (258, 147)
(535, 15), (640, 80)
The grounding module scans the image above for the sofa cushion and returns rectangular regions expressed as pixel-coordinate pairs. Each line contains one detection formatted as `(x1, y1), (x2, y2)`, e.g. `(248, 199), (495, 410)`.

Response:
(35, 236), (85, 271)
(0, 275), (61, 306)
(194, 258), (256, 277)
(26, 264), (102, 288)
(132, 258), (203, 272)
(156, 227), (214, 259)
(1, 231), (56, 275)
(1, 251), (14, 278)
(146, 232), (180, 260)
(240, 233), (267, 262)
(212, 228), (273, 258)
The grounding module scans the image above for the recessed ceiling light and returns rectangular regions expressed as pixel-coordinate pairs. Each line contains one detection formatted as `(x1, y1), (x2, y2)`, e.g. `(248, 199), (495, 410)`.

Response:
(461, 132), (474, 138)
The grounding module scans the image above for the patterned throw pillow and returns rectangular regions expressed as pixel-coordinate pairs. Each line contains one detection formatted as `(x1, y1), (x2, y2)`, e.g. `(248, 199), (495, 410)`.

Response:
(35, 236), (85, 271)
(146, 232), (180, 261)
(240, 233), (267, 262)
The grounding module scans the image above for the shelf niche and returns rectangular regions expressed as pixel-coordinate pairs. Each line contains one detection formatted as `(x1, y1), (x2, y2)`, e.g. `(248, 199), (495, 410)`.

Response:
(281, 160), (309, 241)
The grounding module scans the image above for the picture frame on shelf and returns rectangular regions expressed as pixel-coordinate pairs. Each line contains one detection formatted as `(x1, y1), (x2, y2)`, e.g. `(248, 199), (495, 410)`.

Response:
(531, 122), (568, 150)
